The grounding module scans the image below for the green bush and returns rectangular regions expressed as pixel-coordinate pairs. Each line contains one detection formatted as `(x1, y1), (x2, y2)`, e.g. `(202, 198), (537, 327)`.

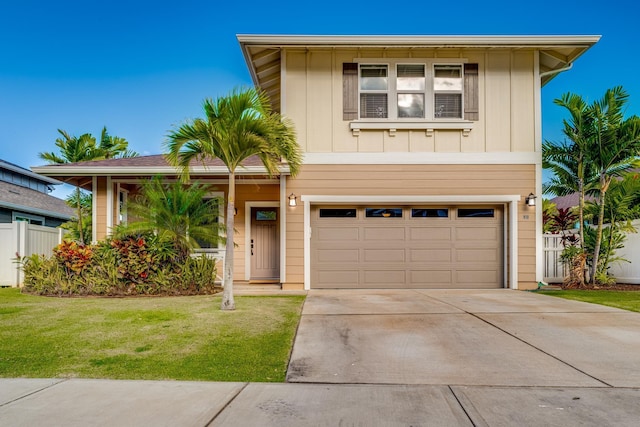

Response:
(21, 233), (219, 296)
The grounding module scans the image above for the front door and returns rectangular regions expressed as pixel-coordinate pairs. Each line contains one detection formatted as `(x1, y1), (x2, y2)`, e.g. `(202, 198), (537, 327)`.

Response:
(250, 207), (280, 281)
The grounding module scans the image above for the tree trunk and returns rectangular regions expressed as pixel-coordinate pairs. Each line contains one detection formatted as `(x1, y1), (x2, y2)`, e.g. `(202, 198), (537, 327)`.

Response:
(76, 187), (85, 245)
(220, 171), (236, 310)
(590, 177), (609, 284)
(577, 178), (586, 285)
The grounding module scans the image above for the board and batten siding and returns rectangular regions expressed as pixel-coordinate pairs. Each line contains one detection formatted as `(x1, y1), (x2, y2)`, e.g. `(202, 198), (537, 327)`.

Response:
(284, 48), (537, 155)
(284, 164), (537, 290)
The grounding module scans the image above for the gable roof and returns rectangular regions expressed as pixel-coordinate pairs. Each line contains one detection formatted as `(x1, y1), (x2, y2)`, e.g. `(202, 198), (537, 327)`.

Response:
(0, 180), (74, 220)
(238, 34), (600, 111)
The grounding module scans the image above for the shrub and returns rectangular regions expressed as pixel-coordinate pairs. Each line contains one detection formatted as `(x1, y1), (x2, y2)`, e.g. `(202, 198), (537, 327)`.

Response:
(21, 234), (218, 296)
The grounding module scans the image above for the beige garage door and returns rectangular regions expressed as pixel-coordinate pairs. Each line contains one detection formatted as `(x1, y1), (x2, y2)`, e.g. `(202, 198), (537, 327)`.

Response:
(311, 206), (503, 289)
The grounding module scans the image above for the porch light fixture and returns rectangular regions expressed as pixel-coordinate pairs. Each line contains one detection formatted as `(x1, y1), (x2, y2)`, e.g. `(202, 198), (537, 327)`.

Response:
(288, 193), (297, 207)
(525, 193), (537, 207)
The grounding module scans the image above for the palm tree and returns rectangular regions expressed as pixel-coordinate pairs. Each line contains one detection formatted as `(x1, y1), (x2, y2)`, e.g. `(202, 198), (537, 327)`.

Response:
(114, 176), (222, 259)
(585, 87), (640, 283)
(39, 128), (135, 244)
(543, 93), (596, 251)
(165, 87), (302, 310)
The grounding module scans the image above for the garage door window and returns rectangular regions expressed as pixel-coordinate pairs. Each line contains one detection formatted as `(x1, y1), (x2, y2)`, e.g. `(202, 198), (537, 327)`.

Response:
(411, 208), (449, 218)
(319, 208), (357, 218)
(365, 208), (403, 218)
(458, 208), (495, 218)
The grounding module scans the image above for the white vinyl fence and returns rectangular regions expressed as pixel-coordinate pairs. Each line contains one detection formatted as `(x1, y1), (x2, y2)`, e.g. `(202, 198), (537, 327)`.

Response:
(543, 219), (640, 284)
(0, 221), (65, 287)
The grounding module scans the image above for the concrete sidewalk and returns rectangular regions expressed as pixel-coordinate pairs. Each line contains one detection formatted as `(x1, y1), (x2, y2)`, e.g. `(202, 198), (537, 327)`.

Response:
(1, 289), (639, 426)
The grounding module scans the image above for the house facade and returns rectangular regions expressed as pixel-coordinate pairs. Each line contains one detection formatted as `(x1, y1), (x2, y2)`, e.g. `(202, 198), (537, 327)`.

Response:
(33, 35), (599, 291)
(0, 159), (73, 226)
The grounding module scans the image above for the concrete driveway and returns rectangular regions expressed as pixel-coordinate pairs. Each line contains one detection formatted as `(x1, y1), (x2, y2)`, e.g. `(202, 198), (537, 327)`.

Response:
(2, 289), (640, 426)
(287, 289), (640, 387)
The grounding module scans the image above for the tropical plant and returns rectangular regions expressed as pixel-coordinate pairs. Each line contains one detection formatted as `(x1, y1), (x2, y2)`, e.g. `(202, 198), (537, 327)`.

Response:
(113, 176), (223, 259)
(543, 92), (597, 251)
(542, 199), (557, 233)
(544, 86), (640, 285)
(39, 127), (136, 244)
(165, 87), (302, 310)
(60, 191), (92, 242)
(582, 173), (640, 282)
(584, 87), (640, 283)
(546, 207), (579, 248)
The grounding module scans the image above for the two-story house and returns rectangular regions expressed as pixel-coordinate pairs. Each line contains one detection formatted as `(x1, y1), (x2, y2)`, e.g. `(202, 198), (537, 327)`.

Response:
(33, 35), (599, 290)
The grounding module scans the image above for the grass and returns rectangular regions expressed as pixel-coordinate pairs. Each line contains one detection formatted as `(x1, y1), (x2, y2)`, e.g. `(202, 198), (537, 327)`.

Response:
(538, 289), (640, 312)
(0, 288), (305, 382)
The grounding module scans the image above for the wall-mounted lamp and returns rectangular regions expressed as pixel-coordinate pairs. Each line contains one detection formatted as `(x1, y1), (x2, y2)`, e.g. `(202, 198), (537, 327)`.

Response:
(525, 193), (537, 207)
(288, 193), (297, 207)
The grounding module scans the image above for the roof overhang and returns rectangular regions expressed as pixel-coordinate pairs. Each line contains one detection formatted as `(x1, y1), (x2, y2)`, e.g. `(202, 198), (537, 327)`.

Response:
(238, 34), (601, 108)
(31, 165), (291, 177)
(0, 200), (73, 220)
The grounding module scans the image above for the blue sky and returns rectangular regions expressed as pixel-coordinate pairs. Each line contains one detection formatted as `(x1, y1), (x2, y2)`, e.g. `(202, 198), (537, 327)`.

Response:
(1, 0), (637, 198)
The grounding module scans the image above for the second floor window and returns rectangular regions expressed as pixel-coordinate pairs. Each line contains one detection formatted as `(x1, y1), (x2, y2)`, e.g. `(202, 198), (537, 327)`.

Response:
(358, 63), (463, 120)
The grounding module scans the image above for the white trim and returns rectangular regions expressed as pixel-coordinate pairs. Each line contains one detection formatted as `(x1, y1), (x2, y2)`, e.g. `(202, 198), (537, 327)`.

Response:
(349, 121), (473, 136)
(110, 178), (280, 186)
(534, 52), (544, 284)
(91, 176), (97, 244)
(302, 152), (538, 165)
(280, 46), (287, 114)
(32, 166), (291, 177)
(244, 201), (281, 281)
(12, 212), (45, 225)
(280, 178), (287, 284)
(301, 194), (521, 290)
(106, 176), (113, 235)
(237, 34), (601, 47)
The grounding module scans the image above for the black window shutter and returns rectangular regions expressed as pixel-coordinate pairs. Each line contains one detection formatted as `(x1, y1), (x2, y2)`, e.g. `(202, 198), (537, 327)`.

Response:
(464, 63), (479, 121)
(343, 63), (358, 121)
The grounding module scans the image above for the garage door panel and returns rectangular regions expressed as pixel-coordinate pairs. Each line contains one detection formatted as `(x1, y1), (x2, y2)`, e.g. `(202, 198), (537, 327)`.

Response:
(363, 270), (406, 284)
(363, 249), (406, 263)
(364, 227), (405, 241)
(317, 249), (359, 263)
(311, 206), (503, 289)
(317, 227), (359, 241)
(456, 249), (499, 262)
(456, 270), (500, 285)
(456, 227), (499, 241)
(410, 270), (452, 284)
(409, 227), (452, 241)
(317, 270), (359, 287)
(410, 249), (452, 262)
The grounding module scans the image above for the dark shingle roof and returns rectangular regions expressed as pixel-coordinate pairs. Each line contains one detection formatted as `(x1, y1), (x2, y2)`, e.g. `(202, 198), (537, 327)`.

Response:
(0, 181), (74, 219)
(36, 154), (266, 168)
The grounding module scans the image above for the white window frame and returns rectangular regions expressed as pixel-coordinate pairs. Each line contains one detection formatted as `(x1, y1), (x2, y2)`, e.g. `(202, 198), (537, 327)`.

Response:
(351, 58), (473, 136)
(357, 59), (467, 121)
(433, 64), (464, 119)
(12, 212), (45, 225)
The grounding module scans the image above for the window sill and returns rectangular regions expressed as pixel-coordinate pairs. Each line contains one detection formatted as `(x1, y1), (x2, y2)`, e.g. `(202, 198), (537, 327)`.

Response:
(349, 120), (474, 137)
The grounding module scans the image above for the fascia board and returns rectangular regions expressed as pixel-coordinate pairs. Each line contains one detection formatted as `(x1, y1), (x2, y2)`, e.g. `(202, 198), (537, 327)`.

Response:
(0, 201), (73, 220)
(237, 34), (601, 49)
(31, 166), (291, 176)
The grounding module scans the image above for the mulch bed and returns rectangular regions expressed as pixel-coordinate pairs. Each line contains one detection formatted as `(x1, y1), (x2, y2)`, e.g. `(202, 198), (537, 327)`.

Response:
(548, 283), (640, 291)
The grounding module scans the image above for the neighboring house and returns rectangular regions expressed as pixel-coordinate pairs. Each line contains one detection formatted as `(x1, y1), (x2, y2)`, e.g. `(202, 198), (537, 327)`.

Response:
(0, 159), (73, 226)
(32, 34), (599, 291)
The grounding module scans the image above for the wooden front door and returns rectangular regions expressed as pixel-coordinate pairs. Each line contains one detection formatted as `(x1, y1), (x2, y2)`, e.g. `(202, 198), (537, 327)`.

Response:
(250, 207), (280, 281)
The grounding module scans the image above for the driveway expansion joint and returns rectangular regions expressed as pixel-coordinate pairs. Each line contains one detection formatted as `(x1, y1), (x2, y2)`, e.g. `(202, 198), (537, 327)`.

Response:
(469, 312), (614, 388)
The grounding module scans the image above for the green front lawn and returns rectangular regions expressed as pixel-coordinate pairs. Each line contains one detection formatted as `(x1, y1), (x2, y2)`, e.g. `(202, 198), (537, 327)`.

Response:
(0, 288), (305, 382)
(538, 289), (640, 312)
